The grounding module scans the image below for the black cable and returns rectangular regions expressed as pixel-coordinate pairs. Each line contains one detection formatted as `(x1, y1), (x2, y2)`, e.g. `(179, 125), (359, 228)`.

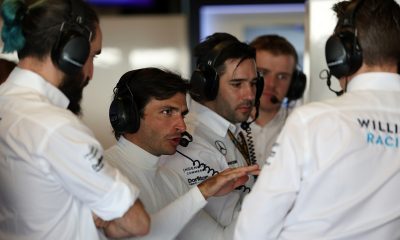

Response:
(242, 126), (257, 165)
(176, 150), (251, 193)
(177, 150), (219, 176)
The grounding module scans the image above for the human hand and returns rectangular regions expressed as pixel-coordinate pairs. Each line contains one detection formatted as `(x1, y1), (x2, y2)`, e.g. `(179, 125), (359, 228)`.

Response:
(93, 213), (110, 228)
(197, 164), (260, 199)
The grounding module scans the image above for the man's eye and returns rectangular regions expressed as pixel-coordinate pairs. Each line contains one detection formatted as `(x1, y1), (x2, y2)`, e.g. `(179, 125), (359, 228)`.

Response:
(277, 74), (290, 81)
(162, 109), (172, 115)
(231, 82), (241, 88)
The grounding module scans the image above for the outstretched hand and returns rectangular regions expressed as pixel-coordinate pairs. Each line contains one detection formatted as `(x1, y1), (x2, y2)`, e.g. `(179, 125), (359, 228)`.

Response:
(197, 164), (260, 199)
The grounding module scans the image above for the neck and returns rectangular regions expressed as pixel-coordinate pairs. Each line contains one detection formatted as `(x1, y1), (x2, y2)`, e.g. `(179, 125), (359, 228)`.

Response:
(254, 108), (279, 127)
(123, 133), (160, 157)
(18, 55), (63, 87)
(345, 62), (398, 83)
(202, 100), (215, 112)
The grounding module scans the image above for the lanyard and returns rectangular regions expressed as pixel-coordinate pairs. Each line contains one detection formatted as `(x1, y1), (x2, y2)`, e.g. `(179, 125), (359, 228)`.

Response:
(227, 129), (251, 166)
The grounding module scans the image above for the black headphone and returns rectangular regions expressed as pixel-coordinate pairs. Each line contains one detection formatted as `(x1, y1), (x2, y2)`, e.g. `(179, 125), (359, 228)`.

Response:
(109, 72), (140, 134)
(325, 0), (364, 79)
(190, 40), (264, 103)
(286, 68), (307, 101)
(51, 0), (92, 75)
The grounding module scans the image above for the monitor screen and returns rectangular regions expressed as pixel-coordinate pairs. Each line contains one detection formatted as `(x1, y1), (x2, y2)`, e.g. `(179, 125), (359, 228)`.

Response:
(86, 0), (154, 7)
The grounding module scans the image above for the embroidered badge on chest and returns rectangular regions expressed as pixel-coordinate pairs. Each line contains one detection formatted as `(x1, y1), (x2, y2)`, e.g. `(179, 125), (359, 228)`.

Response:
(214, 140), (227, 155)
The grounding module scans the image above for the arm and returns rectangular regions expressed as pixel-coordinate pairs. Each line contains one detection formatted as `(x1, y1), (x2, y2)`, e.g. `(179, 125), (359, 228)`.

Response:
(125, 165), (259, 240)
(197, 164), (260, 199)
(97, 165), (259, 240)
(234, 112), (304, 239)
(134, 187), (207, 240)
(102, 199), (150, 238)
(176, 165), (260, 240)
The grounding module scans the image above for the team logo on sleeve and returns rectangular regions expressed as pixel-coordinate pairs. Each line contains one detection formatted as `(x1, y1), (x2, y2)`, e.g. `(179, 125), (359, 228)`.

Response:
(84, 145), (104, 172)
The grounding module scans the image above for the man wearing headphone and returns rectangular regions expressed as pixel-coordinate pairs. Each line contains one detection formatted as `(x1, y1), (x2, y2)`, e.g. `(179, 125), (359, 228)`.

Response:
(235, 0), (400, 239)
(161, 32), (262, 228)
(0, 0), (150, 239)
(248, 35), (306, 167)
(103, 67), (259, 239)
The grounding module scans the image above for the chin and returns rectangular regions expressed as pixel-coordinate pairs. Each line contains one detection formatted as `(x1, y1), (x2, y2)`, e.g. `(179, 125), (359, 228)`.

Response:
(233, 117), (247, 124)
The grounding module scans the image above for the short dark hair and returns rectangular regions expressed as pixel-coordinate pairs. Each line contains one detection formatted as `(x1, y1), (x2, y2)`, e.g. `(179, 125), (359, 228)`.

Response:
(0, 58), (16, 84)
(194, 32), (256, 77)
(112, 67), (189, 139)
(250, 34), (298, 67)
(333, 0), (400, 66)
(1, 0), (99, 60)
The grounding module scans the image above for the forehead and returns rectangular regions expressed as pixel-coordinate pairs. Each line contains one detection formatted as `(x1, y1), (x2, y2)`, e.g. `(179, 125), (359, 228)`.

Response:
(146, 92), (187, 108)
(90, 24), (102, 52)
(256, 50), (296, 70)
(223, 58), (256, 74)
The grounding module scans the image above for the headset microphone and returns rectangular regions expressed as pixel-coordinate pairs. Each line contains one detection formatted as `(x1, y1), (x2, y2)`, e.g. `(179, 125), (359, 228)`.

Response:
(179, 131), (193, 147)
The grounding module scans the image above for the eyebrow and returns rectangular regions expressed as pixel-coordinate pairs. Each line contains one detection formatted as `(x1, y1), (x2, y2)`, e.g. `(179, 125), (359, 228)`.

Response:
(162, 105), (189, 115)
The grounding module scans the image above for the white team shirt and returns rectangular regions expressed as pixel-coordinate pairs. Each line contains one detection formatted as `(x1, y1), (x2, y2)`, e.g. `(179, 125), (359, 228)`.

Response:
(104, 137), (235, 240)
(235, 72), (400, 239)
(0, 68), (139, 240)
(250, 107), (289, 167)
(160, 100), (254, 227)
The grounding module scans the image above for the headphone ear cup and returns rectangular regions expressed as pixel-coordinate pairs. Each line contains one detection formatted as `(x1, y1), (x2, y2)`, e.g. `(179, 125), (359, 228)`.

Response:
(325, 31), (362, 79)
(287, 69), (306, 101)
(52, 29), (90, 74)
(190, 69), (207, 101)
(255, 72), (264, 104)
(190, 65), (219, 101)
(109, 97), (140, 134)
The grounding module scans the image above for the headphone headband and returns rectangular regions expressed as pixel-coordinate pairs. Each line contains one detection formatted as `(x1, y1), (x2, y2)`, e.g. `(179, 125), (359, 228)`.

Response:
(325, 0), (364, 79)
(109, 77), (140, 134)
(51, 0), (92, 74)
(197, 40), (236, 69)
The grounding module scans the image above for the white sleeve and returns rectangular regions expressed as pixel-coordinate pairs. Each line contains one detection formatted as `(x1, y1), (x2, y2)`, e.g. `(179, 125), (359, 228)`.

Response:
(41, 120), (139, 221)
(134, 187), (207, 240)
(234, 111), (305, 239)
(177, 205), (237, 240)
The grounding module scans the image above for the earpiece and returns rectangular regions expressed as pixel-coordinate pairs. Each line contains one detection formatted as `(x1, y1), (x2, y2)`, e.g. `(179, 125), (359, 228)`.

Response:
(325, 0), (364, 79)
(190, 41), (233, 101)
(51, 0), (92, 74)
(286, 68), (306, 101)
(109, 79), (140, 134)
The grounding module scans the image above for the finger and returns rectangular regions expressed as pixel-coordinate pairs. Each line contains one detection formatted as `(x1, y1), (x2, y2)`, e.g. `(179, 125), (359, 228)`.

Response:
(248, 169), (261, 176)
(228, 165), (258, 176)
(232, 175), (249, 188)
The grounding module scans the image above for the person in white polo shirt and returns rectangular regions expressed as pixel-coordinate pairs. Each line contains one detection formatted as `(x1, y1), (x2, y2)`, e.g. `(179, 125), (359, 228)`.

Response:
(248, 35), (306, 167)
(235, 0), (400, 239)
(160, 32), (264, 228)
(0, 0), (149, 239)
(100, 67), (259, 240)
